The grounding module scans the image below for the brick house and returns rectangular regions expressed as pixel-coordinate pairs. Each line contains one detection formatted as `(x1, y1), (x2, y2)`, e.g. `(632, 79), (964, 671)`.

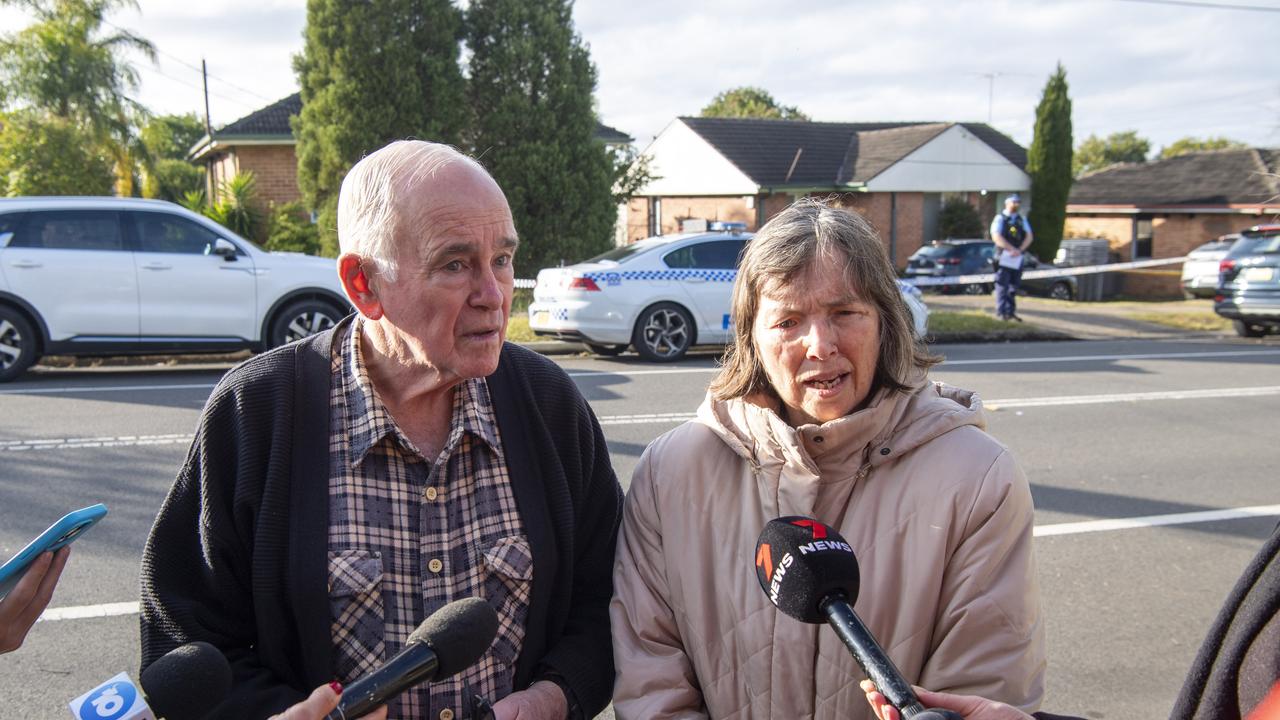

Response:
(1066, 148), (1280, 296)
(189, 93), (633, 213)
(627, 117), (1030, 267)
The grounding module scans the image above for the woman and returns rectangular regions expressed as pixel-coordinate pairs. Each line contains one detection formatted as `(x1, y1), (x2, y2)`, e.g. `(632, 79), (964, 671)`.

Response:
(611, 198), (1045, 719)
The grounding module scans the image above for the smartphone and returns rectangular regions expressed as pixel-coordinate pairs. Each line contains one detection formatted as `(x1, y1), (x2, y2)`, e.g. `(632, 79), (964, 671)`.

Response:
(0, 503), (107, 599)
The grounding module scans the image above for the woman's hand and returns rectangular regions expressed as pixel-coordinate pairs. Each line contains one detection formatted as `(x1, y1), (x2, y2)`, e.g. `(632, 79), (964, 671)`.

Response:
(860, 679), (1033, 720)
(268, 682), (387, 720)
(0, 547), (69, 654)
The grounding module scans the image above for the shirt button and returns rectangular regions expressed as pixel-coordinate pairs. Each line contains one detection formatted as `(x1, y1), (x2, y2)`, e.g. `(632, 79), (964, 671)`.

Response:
(440, 710), (454, 720)
(428, 558), (443, 573)
(425, 487), (439, 501)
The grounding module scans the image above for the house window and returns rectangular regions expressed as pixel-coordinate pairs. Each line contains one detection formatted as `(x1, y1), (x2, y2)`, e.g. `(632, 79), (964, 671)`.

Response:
(648, 197), (662, 237)
(1134, 218), (1153, 259)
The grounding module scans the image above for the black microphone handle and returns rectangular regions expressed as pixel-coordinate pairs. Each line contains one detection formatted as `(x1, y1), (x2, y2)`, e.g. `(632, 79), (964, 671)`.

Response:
(818, 595), (935, 719)
(325, 642), (440, 720)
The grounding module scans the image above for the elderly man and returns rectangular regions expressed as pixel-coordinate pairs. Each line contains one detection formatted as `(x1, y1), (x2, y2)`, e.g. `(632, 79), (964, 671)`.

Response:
(140, 140), (622, 720)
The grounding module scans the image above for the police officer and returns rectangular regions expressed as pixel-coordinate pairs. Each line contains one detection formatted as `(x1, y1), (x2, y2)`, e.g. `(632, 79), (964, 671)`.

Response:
(990, 193), (1034, 321)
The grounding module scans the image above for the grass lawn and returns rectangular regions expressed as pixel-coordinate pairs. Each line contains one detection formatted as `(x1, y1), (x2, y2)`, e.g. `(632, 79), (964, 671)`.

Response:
(928, 310), (1033, 335)
(1126, 312), (1231, 332)
(505, 314), (539, 343)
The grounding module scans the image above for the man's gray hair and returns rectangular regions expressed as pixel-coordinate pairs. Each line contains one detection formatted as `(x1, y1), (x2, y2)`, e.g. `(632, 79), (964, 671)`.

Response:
(337, 140), (491, 282)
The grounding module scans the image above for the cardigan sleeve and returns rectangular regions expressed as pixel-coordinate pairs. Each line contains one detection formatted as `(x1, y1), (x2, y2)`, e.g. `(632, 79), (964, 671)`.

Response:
(532, 387), (625, 718)
(139, 371), (307, 718)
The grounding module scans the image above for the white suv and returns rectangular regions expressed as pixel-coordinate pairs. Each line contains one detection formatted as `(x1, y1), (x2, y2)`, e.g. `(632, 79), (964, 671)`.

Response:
(0, 197), (349, 381)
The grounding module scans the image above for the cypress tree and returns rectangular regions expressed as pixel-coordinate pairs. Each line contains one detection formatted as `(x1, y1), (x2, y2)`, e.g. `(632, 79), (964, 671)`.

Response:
(465, 0), (617, 275)
(1026, 63), (1073, 261)
(292, 0), (465, 254)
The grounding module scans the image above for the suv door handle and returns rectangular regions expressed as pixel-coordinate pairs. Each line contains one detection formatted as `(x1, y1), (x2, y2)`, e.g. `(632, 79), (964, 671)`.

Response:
(10, 260), (41, 269)
(684, 276), (707, 284)
(141, 263), (172, 270)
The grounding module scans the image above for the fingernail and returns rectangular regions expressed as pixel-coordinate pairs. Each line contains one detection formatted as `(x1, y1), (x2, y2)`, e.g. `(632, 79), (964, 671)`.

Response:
(329, 680), (343, 695)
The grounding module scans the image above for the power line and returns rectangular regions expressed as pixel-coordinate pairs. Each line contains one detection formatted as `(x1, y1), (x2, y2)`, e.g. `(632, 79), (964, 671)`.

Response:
(101, 19), (277, 104)
(1113, 0), (1280, 12)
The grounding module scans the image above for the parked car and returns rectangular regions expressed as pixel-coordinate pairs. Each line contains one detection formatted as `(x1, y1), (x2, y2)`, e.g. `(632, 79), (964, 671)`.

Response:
(528, 231), (929, 362)
(1017, 253), (1078, 301)
(905, 239), (1077, 300)
(904, 239), (995, 294)
(1181, 236), (1237, 299)
(1214, 225), (1280, 337)
(0, 197), (350, 381)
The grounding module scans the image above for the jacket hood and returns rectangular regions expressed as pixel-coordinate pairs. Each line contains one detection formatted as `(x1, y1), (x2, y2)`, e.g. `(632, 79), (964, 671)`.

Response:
(696, 371), (988, 480)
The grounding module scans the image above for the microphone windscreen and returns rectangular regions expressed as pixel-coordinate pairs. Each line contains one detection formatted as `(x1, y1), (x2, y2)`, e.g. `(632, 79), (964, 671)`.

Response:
(754, 516), (860, 624)
(408, 597), (499, 679)
(139, 640), (233, 720)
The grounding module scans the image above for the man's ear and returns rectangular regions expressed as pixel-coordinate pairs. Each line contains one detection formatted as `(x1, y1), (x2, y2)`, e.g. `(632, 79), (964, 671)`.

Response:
(338, 253), (383, 320)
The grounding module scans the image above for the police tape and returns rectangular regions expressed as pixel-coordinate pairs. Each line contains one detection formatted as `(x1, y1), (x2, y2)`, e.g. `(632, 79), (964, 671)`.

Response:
(514, 256), (1190, 290)
(901, 255), (1189, 288)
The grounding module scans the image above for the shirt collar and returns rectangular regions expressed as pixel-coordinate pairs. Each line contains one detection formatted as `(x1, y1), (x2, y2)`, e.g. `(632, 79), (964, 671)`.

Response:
(341, 318), (503, 466)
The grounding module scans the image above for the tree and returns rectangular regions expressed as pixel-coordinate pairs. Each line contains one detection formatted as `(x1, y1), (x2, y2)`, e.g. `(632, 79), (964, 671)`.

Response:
(1026, 63), (1073, 262)
(1158, 136), (1245, 160)
(293, 0), (466, 251)
(139, 113), (205, 201)
(700, 86), (808, 121)
(937, 197), (984, 239)
(0, 0), (155, 195)
(1074, 130), (1149, 176)
(466, 0), (618, 273)
(0, 110), (114, 195)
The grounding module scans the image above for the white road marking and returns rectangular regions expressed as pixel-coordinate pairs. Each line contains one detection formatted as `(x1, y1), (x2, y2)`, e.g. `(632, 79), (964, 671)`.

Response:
(41, 504), (1280, 623)
(941, 348), (1280, 366)
(1035, 504), (1280, 537)
(4, 385), (1276, 448)
(0, 433), (192, 451)
(0, 382), (215, 395)
(986, 385), (1280, 410)
(1, 349), (1277, 395)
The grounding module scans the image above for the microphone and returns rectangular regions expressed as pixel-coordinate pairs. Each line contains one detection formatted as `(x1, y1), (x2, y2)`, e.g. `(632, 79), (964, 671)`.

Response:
(68, 641), (232, 720)
(754, 517), (962, 720)
(326, 596), (499, 720)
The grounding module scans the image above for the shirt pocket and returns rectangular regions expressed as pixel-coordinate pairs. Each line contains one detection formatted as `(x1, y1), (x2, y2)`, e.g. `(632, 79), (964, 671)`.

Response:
(328, 549), (386, 682)
(480, 535), (534, 670)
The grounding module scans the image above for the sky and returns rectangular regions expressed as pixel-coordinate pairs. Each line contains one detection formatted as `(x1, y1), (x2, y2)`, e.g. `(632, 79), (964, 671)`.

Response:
(2, 0), (1278, 154)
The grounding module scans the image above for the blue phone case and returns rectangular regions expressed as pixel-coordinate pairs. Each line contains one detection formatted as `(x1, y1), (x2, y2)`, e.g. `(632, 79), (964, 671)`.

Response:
(0, 504), (106, 599)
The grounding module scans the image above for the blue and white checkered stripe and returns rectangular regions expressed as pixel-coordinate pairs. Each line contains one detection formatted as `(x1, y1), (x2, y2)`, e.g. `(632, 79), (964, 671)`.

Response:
(552, 308), (569, 321)
(582, 269), (737, 286)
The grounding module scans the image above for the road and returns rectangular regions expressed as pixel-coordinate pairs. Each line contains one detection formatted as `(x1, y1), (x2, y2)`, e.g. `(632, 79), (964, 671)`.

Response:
(1, 336), (1278, 718)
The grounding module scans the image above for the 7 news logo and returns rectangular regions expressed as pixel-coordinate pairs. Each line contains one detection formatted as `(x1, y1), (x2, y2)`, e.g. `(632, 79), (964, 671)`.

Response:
(68, 672), (153, 720)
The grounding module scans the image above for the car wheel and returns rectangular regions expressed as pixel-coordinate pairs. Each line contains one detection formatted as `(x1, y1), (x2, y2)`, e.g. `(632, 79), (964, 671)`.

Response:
(0, 307), (39, 382)
(1049, 281), (1074, 301)
(632, 302), (695, 362)
(1233, 320), (1267, 338)
(962, 283), (986, 295)
(269, 299), (344, 348)
(585, 343), (627, 357)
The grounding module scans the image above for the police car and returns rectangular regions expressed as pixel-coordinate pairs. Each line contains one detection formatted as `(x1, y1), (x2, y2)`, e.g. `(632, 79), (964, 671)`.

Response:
(528, 225), (929, 362)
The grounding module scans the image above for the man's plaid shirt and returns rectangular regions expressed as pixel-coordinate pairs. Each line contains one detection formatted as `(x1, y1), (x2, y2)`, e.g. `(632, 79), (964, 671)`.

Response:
(327, 319), (531, 720)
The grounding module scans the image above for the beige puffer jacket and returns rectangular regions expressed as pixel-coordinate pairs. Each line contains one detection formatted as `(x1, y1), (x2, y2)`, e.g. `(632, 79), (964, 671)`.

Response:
(610, 378), (1045, 720)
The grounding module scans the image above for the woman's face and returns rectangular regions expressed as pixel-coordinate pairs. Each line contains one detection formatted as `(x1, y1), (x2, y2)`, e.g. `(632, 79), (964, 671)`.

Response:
(752, 260), (881, 426)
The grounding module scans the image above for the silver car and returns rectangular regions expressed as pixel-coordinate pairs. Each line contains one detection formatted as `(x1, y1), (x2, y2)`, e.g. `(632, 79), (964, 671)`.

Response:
(1181, 236), (1236, 299)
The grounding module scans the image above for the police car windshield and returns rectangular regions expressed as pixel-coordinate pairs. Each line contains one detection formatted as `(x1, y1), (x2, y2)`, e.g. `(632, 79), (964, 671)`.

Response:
(585, 238), (669, 264)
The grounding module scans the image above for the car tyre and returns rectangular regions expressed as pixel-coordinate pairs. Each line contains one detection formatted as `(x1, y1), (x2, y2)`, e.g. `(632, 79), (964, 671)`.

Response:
(269, 299), (345, 348)
(0, 307), (39, 383)
(585, 343), (627, 357)
(632, 302), (695, 363)
(1049, 281), (1074, 301)
(1233, 319), (1267, 338)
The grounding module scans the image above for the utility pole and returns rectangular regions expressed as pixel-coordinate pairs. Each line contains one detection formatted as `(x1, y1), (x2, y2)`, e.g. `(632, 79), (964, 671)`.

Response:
(202, 58), (213, 136)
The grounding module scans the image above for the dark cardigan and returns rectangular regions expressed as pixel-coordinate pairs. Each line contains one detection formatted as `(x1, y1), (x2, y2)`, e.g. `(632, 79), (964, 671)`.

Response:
(1170, 521), (1280, 720)
(139, 320), (623, 719)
